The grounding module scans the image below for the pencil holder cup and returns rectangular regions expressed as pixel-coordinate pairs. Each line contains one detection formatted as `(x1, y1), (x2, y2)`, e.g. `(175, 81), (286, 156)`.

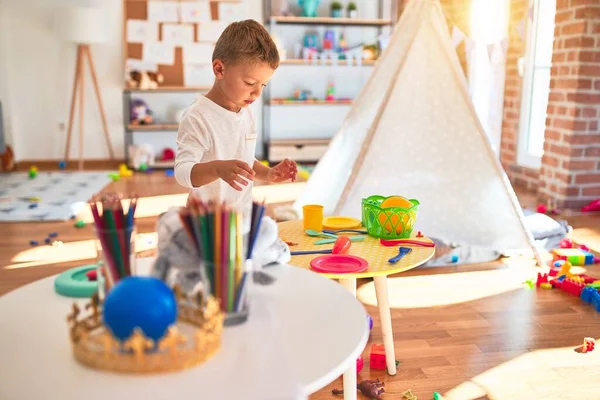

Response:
(303, 204), (324, 231)
(94, 226), (137, 299)
(199, 258), (254, 326)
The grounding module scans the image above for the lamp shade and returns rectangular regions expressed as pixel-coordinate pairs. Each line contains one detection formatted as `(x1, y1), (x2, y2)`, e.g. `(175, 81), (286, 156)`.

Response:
(55, 6), (108, 44)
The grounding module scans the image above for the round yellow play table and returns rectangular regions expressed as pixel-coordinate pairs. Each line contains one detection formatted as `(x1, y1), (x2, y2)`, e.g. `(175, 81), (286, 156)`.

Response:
(278, 220), (435, 397)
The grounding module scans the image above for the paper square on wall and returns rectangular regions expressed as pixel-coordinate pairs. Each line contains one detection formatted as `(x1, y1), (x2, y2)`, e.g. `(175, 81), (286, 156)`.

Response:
(184, 65), (214, 87)
(127, 20), (158, 43)
(180, 1), (211, 23)
(143, 42), (175, 65)
(162, 24), (194, 45)
(147, 1), (179, 22)
(183, 43), (213, 64)
(218, 3), (244, 23)
(197, 21), (227, 42)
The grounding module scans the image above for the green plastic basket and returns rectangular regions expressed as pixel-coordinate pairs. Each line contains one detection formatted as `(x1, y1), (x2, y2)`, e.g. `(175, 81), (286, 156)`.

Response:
(361, 195), (420, 239)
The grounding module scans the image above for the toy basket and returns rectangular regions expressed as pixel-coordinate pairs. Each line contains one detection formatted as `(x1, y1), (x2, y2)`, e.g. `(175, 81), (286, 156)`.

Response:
(361, 195), (419, 239)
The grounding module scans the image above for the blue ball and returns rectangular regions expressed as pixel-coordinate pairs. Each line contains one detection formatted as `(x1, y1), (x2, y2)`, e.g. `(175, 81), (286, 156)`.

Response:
(367, 314), (373, 330)
(103, 277), (177, 342)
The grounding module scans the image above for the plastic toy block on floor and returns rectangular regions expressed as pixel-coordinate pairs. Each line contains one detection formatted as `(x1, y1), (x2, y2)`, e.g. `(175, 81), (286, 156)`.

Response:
(552, 248), (596, 266)
(583, 337), (596, 353)
(580, 286), (599, 303)
(536, 272), (548, 287)
(369, 344), (386, 370)
(560, 278), (586, 297)
(592, 291), (600, 312)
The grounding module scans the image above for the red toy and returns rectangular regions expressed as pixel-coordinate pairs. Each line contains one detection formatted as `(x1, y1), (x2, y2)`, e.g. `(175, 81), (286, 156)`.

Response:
(559, 238), (574, 248)
(369, 344), (386, 370)
(537, 203), (548, 214)
(86, 269), (97, 281)
(357, 356), (364, 373)
(582, 199), (600, 212)
(536, 272), (548, 287)
(583, 337), (595, 353)
(161, 147), (175, 161)
(560, 278), (585, 297)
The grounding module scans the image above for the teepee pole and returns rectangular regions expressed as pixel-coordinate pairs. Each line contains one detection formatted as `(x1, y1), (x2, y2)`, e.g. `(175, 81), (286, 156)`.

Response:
(335, 1), (425, 214)
(430, 2), (546, 268)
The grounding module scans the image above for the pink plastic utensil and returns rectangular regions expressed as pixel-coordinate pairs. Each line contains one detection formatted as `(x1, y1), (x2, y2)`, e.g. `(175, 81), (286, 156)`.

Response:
(380, 239), (435, 247)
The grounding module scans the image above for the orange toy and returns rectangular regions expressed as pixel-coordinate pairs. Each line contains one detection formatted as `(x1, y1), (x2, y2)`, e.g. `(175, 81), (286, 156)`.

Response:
(378, 196), (414, 235)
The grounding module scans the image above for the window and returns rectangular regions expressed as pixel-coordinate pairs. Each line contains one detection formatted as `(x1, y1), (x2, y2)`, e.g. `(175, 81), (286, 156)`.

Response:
(518, 0), (556, 168)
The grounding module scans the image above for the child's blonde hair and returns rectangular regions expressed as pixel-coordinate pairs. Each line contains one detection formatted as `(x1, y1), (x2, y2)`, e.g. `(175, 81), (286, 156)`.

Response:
(212, 19), (280, 69)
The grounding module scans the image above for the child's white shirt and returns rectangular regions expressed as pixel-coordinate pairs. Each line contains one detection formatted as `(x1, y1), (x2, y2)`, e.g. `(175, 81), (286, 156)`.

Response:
(174, 94), (258, 229)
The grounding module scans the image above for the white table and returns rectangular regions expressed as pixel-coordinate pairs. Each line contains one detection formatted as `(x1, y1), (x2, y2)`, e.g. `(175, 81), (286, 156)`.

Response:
(0, 258), (369, 400)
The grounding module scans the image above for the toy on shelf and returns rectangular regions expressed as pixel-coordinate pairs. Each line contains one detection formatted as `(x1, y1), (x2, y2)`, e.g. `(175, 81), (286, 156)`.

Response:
(130, 99), (153, 125)
(347, 2), (358, 18)
(333, 379), (385, 400)
(369, 343), (386, 370)
(323, 30), (335, 50)
(128, 144), (155, 171)
(298, 0), (320, 17)
(330, 1), (342, 18)
(126, 70), (164, 90)
(161, 147), (175, 162)
(325, 82), (335, 101)
(119, 163), (134, 177)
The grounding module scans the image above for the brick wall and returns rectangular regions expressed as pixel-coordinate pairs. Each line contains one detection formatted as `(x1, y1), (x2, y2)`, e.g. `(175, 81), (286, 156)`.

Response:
(500, 0), (540, 191)
(538, 0), (600, 209)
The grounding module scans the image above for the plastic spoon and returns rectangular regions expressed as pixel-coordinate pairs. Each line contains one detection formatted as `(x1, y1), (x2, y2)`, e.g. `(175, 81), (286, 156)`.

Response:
(314, 236), (365, 245)
(305, 229), (338, 239)
(380, 239), (435, 247)
(291, 236), (352, 256)
(388, 247), (412, 264)
(323, 229), (368, 235)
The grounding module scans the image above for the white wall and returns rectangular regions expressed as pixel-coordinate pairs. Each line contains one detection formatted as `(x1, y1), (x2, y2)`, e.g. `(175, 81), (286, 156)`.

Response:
(0, 0), (262, 162)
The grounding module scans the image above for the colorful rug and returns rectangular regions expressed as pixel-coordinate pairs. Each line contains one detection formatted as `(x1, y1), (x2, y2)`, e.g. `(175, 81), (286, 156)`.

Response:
(0, 171), (112, 222)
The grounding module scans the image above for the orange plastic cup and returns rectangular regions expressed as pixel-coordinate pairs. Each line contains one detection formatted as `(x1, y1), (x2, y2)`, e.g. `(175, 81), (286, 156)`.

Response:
(303, 205), (324, 231)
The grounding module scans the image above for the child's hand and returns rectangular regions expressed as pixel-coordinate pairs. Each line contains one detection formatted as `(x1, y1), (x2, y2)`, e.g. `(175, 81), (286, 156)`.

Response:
(268, 159), (298, 183)
(215, 160), (256, 191)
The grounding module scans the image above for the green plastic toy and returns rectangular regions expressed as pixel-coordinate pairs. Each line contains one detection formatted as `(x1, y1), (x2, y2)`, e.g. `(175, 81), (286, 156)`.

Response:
(361, 195), (419, 240)
(54, 264), (98, 298)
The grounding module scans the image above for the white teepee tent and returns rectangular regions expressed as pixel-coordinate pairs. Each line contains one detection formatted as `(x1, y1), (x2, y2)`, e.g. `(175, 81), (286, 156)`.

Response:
(293, 0), (543, 265)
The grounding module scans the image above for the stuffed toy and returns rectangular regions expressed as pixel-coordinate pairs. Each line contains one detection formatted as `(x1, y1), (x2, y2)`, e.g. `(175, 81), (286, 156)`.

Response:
(126, 70), (164, 90)
(161, 147), (175, 161)
(151, 208), (290, 294)
(130, 99), (153, 125)
(128, 144), (155, 171)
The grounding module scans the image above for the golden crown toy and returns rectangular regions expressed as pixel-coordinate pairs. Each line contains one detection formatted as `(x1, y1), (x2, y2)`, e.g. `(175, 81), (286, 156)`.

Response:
(66, 282), (224, 374)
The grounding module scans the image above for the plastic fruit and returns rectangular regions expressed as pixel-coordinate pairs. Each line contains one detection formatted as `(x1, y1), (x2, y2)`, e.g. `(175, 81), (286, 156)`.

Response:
(333, 235), (351, 254)
(378, 196), (413, 234)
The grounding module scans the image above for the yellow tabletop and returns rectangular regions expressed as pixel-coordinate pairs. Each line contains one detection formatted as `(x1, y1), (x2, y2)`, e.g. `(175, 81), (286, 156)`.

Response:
(277, 220), (436, 279)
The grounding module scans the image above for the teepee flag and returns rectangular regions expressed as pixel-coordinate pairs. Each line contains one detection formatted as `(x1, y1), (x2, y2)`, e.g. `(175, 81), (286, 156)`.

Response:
(517, 19), (526, 40)
(528, 4), (534, 20)
(500, 37), (509, 55)
(487, 43), (496, 62)
(293, 0), (543, 266)
(451, 26), (465, 48)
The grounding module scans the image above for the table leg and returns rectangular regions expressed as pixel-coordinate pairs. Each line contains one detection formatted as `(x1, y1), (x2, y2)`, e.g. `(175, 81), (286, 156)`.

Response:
(373, 275), (397, 375)
(339, 278), (357, 400)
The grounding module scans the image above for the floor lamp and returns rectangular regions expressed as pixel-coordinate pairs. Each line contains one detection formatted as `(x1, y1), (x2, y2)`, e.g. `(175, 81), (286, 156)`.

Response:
(58, 6), (115, 170)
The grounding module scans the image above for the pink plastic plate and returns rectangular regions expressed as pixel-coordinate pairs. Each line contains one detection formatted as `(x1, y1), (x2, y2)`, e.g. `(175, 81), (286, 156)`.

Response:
(310, 255), (369, 274)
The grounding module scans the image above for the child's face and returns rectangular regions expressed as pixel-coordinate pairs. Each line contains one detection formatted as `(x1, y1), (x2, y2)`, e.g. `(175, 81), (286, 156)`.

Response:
(214, 60), (275, 110)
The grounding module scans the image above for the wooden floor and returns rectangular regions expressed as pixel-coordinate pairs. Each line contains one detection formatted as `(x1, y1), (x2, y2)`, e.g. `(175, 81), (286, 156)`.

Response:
(2, 170), (600, 399)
